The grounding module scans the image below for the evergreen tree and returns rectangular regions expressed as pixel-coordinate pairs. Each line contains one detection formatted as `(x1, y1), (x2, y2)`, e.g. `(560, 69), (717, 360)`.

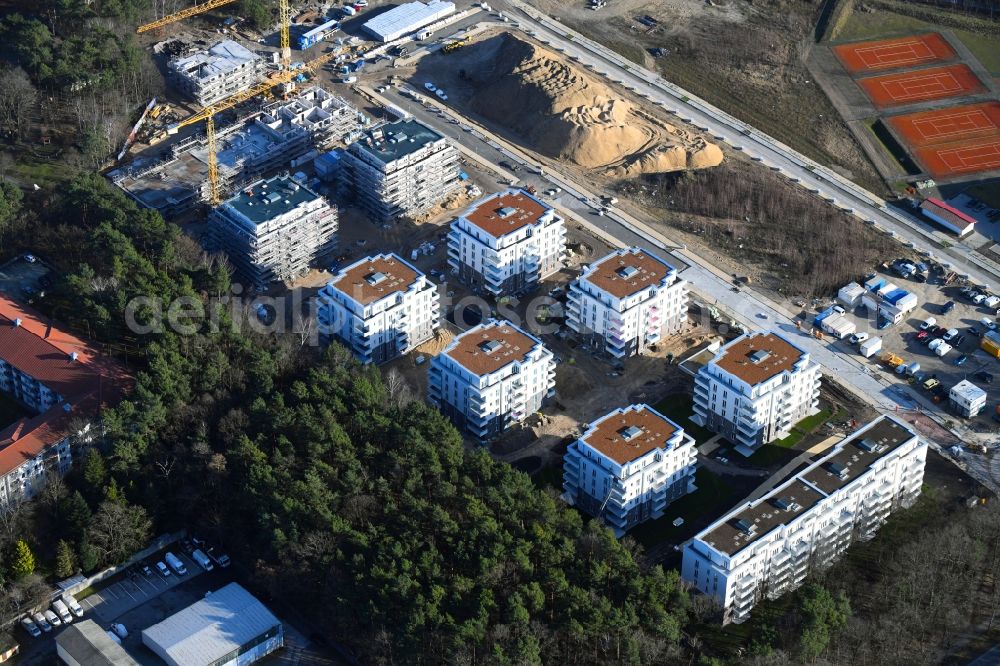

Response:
(9, 540), (35, 580)
(55, 539), (76, 578)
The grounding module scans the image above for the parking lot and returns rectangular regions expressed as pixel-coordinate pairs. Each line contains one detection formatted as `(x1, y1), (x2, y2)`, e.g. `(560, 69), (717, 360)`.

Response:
(81, 549), (204, 623)
(0, 255), (50, 302)
(817, 261), (1000, 432)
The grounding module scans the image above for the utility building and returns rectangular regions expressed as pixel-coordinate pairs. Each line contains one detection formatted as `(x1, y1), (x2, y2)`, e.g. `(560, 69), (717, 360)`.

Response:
(168, 40), (264, 107)
(317, 253), (440, 364)
(339, 119), (460, 221)
(363, 0), (456, 42)
(562, 404), (697, 537)
(57, 620), (139, 665)
(142, 583), (283, 666)
(567, 247), (686, 358)
(428, 320), (555, 441)
(692, 331), (821, 456)
(682, 416), (925, 624)
(447, 189), (566, 297)
(210, 174), (337, 289)
(949, 379), (987, 418)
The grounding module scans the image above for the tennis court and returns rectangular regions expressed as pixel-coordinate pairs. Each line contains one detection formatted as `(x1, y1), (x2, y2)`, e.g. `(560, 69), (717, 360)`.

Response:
(915, 139), (1000, 178)
(857, 64), (985, 108)
(887, 102), (1000, 147)
(833, 33), (956, 74)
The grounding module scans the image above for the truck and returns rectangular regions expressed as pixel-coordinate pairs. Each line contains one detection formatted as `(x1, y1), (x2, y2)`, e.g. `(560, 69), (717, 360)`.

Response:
(164, 551), (187, 575)
(881, 352), (905, 368)
(192, 549), (214, 571)
(415, 28), (432, 40)
(341, 5), (356, 16)
(859, 336), (882, 358)
(298, 18), (340, 49)
(51, 599), (73, 624)
(62, 594), (84, 618)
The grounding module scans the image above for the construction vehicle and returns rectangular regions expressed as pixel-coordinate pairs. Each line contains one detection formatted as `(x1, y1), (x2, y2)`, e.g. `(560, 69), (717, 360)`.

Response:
(881, 352), (905, 368)
(443, 40), (467, 54)
(167, 47), (340, 205)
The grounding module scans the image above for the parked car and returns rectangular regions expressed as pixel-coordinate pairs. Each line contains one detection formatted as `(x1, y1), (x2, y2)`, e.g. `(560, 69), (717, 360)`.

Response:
(23, 254), (36, 263)
(942, 300), (956, 313)
(206, 547), (231, 568)
(920, 317), (937, 330)
(111, 623), (128, 639)
(954, 354), (969, 366)
(141, 564), (154, 577)
(915, 330), (929, 341)
(975, 371), (994, 384)
(62, 594), (84, 618)
(156, 561), (171, 576)
(832, 305), (846, 315)
(943, 328), (959, 342)
(32, 612), (50, 632)
(980, 317), (996, 331)
(20, 616), (41, 638)
(931, 325), (947, 337)
(849, 331), (869, 344)
(974, 293), (987, 305)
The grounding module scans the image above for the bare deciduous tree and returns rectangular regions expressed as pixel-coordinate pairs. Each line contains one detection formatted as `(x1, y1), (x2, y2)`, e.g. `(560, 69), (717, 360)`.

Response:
(0, 67), (37, 140)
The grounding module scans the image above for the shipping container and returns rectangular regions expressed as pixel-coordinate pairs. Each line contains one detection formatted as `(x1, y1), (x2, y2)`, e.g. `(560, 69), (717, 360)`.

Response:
(859, 336), (882, 358)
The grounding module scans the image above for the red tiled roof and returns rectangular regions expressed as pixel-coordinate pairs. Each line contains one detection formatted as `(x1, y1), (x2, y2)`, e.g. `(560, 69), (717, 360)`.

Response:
(462, 190), (549, 238)
(922, 198), (975, 229)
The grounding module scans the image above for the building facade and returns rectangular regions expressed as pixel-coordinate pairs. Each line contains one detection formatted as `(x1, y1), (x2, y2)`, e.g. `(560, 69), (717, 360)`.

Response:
(428, 320), (555, 441)
(567, 247), (686, 358)
(339, 119), (460, 221)
(317, 253), (440, 364)
(692, 331), (821, 456)
(168, 40), (264, 107)
(447, 189), (566, 298)
(210, 174), (337, 289)
(949, 379), (987, 418)
(682, 416), (926, 624)
(562, 404), (697, 537)
(0, 297), (131, 505)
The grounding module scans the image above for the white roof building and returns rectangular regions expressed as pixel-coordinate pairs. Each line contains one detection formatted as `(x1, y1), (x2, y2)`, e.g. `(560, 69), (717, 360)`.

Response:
(141, 583), (283, 666)
(168, 40), (264, 107)
(363, 0), (456, 42)
(949, 379), (987, 418)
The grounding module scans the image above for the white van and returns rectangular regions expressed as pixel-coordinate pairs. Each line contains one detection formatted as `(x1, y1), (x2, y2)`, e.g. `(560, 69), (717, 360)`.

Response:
(62, 593), (84, 618)
(164, 551), (187, 575)
(192, 549), (214, 572)
(52, 599), (73, 624)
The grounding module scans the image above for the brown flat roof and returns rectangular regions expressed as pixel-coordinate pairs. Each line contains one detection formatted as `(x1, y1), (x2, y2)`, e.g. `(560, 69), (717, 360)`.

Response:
(330, 254), (420, 306)
(713, 332), (805, 386)
(582, 405), (679, 465)
(583, 249), (673, 300)
(444, 321), (541, 376)
(462, 190), (548, 238)
(701, 479), (826, 557)
(800, 417), (916, 495)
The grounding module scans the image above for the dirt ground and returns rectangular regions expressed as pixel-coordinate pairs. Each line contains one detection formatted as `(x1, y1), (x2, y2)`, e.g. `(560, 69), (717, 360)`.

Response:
(528, 0), (886, 193)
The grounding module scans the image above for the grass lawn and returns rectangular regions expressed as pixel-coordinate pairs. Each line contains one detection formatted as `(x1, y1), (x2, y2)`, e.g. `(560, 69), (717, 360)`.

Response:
(627, 468), (740, 549)
(0, 393), (28, 427)
(744, 408), (839, 466)
(654, 393), (715, 444)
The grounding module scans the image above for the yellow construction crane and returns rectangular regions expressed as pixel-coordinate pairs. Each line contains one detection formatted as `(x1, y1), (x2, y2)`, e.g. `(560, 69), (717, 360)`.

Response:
(278, 0), (291, 63)
(167, 49), (341, 204)
(137, 0), (237, 33)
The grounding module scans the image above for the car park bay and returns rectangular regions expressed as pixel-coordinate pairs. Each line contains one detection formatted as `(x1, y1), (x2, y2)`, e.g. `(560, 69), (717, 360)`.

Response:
(81, 549), (202, 623)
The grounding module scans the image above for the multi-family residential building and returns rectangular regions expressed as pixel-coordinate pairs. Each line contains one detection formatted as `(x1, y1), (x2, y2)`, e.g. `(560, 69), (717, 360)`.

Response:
(447, 189), (566, 297)
(428, 320), (555, 441)
(682, 415), (925, 624)
(562, 404), (697, 537)
(317, 253), (440, 364)
(692, 331), (821, 456)
(339, 119), (460, 221)
(0, 296), (131, 504)
(168, 40), (264, 107)
(210, 174), (337, 289)
(259, 87), (367, 149)
(567, 247), (687, 358)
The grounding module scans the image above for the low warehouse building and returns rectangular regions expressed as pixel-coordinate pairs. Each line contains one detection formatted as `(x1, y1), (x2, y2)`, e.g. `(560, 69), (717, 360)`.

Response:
(57, 619), (139, 666)
(363, 0), (456, 42)
(142, 583), (283, 666)
(920, 198), (976, 237)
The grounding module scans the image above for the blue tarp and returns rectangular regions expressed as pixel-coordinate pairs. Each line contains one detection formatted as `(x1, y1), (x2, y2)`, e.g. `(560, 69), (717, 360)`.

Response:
(814, 307), (835, 324)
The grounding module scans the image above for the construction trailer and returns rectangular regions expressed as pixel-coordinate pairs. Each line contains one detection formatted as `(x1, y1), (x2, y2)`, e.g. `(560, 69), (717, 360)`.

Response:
(168, 40), (265, 107)
(299, 18), (340, 49)
(859, 336), (882, 358)
(982, 330), (1000, 358)
(820, 314), (856, 340)
(920, 198), (976, 237)
(837, 282), (865, 309)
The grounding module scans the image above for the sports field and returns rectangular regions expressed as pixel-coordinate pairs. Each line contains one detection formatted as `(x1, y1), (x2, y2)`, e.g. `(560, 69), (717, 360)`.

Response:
(833, 33), (955, 74)
(915, 139), (1000, 178)
(857, 64), (985, 108)
(887, 102), (1000, 147)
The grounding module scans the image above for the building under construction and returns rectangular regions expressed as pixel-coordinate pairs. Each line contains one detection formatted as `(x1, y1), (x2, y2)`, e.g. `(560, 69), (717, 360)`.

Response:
(168, 40), (266, 107)
(210, 174), (338, 289)
(339, 119), (460, 221)
(109, 87), (366, 218)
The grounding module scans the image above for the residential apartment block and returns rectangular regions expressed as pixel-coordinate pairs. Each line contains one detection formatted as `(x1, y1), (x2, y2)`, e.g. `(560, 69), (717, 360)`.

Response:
(259, 87), (367, 149)
(567, 247), (686, 358)
(447, 189), (566, 297)
(168, 40), (264, 107)
(317, 253), (440, 364)
(692, 331), (821, 456)
(339, 119), (460, 221)
(682, 416), (925, 624)
(0, 296), (131, 504)
(562, 404), (697, 537)
(428, 320), (555, 441)
(210, 174), (337, 289)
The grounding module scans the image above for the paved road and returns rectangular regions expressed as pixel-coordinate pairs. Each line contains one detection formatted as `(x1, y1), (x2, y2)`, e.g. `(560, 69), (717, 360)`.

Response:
(497, 0), (1000, 287)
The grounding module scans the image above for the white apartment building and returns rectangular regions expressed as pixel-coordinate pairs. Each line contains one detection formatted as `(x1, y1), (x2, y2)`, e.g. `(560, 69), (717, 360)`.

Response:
(692, 331), (821, 457)
(168, 40), (264, 107)
(567, 247), (687, 359)
(682, 415), (925, 624)
(339, 119), (460, 221)
(210, 174), (337, 289)
(428, 320), (555, 441)
(949, 379), (987, 418)
(447, 189), (566, 298)
(317, 253), (440, 364)
(562, 404), (697, 537)
(0, 296), (131, 504)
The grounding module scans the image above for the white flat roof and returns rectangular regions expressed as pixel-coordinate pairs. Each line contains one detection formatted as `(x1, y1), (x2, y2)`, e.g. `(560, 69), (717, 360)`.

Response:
(950, 379), (986, 402)
(363, 0), (455, 40)
(171, 40), (260, 81)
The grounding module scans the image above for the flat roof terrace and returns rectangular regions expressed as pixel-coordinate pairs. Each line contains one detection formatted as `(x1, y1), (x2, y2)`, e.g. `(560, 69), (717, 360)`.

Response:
(355, 119), (444, 165)
(443, 321), (542, 376)
(800, 417), (917, 495)
(462, 189), (549, 239)
(581, 405), (679, 465)
(220, 174), (323, 225)
(581, 248), (674, 300)
(330, 254), (421, 306)
(712, 332), (806, 387)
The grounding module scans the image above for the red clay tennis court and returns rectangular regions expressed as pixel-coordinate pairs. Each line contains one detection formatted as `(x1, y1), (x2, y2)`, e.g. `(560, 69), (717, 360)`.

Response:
(887, 102), (1000, 147)
(833, 33), (955, 74)
(915, 139), (1000, 178)
(857, 64), (985, 108)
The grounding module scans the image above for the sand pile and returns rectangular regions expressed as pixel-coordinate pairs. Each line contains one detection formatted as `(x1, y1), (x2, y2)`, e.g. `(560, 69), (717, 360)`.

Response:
(465, 33), (722, 176)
